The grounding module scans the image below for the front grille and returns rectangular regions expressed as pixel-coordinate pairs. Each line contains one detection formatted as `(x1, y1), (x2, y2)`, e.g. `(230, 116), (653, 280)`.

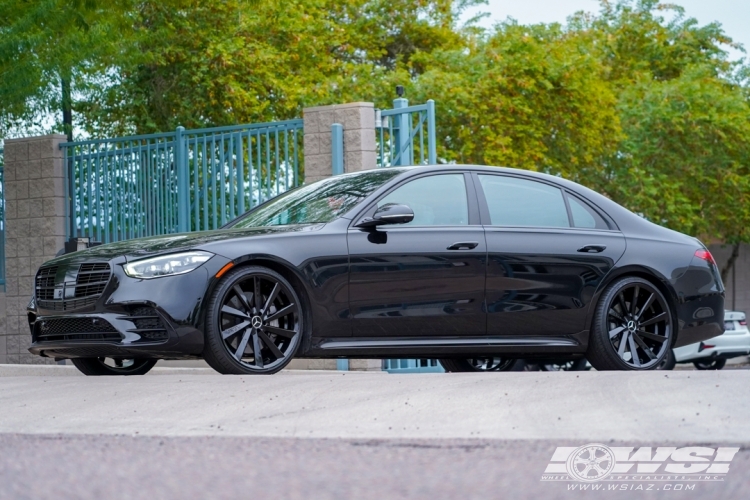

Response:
(124, 306), (169, 341)
(35, 318), (122, 342)
(35, 262), (111, 312)
(35, 266), (57, 300)
(75, 263), (111, 297)
(37, 297), (99, 311)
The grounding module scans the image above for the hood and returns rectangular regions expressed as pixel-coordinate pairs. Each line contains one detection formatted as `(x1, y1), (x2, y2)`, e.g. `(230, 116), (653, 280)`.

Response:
(43, 224), (325, 266)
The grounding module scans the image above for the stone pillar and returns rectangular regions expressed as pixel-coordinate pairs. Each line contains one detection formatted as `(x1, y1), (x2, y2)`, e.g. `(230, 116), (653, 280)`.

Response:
(302, 102), (377, 184)
(2, 135), (67, 364)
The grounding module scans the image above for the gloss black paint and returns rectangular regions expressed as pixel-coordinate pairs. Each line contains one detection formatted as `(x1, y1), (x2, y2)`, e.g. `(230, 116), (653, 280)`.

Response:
(27, 165), (725, 361)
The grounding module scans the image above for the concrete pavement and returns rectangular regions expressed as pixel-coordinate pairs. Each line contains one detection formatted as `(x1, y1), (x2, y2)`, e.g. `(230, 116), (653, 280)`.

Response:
(0, 369), (748, 442)
(2, 368), (749, 499)
(2, 433), (748, 500)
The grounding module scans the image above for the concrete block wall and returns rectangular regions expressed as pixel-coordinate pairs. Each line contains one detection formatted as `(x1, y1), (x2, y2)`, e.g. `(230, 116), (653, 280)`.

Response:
(302, 102), (376, 184)
(710, 244), (750, 314)
(1, 135), (67, 364)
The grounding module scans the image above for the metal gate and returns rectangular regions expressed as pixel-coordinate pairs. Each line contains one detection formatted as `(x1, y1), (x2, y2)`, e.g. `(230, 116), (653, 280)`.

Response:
(62, 120), (304, 243)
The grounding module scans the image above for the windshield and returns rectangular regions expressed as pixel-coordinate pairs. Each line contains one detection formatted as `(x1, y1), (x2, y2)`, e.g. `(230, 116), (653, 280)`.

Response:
(228, 169), (407, 228)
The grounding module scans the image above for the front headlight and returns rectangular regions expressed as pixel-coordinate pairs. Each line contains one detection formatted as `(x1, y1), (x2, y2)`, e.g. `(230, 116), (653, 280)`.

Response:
(123, 251), (214, 279)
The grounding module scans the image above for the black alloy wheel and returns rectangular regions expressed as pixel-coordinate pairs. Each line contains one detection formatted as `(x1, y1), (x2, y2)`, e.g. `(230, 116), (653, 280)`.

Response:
(587, 277), (673, 370)
(71, 357), (157, 376)
(203, 266), (302, 374)
(439, 357), (521, 372)
(693, 358), (726, 370)
(539, 358), (589, 371)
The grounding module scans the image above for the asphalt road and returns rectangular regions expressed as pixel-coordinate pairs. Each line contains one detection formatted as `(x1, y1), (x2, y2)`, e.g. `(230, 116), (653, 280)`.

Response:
(1, 369), (748, 499)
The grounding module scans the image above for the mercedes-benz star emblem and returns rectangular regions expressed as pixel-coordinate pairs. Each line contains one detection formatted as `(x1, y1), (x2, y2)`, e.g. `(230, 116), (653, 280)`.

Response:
(251, 316), (263, 329)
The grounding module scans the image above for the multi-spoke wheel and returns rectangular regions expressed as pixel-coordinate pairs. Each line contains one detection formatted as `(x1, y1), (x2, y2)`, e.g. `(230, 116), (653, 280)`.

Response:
(694, 358), (726, 370)
(203, 266), (302, 374)
(540, 358), (589, 371)
(71, 357), (157, 376)
(587, 277), (673, 370)
(439, 357), (522, 372)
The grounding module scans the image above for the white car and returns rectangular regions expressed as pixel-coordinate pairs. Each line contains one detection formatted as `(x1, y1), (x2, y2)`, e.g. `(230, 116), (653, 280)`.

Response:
(672, 310), (750, 369)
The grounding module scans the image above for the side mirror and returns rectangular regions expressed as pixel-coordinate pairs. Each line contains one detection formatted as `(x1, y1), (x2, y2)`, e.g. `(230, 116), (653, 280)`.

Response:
(356, 203), (414, 228)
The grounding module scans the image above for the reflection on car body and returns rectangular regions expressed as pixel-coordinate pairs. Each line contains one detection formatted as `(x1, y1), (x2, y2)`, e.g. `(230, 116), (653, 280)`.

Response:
(26, 165), (724, 375)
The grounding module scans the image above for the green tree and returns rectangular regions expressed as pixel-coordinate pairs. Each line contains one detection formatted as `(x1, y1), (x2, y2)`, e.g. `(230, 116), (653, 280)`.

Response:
(579, 1), (750, 279)
(0, 0), (134, 139)
(409, 21), (622, 179)
(78, 0), (481, 135)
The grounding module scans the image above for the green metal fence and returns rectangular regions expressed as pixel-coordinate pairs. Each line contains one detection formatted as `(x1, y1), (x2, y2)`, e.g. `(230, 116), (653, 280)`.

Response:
(377, 99), (436, 167)
(62, 120), (304, 243)
(60, 99), (436, 245)
(383, 359), (444, 373)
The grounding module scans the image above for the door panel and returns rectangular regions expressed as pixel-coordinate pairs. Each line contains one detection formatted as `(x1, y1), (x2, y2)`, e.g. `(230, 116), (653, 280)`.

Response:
(348, 226), (487, 337)
(485, 228), (625, 336)
(347, 172), (486, 338)
(472, 172), (626, 337)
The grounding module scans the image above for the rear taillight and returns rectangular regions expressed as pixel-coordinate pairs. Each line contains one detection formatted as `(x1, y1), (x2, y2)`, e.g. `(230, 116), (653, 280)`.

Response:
(740, 320), (747, 326)
(694, 249), (716, 265)
(698, 342), (715, 352)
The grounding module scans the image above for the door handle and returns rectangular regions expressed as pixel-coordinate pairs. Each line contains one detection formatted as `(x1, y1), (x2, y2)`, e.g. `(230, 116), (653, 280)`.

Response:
(447, 241), (479, 250)
(577, 244), (607, 253)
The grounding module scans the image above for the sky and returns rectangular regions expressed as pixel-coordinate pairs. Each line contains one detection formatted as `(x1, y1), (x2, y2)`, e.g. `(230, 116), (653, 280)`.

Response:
(462, 0), (749, 62)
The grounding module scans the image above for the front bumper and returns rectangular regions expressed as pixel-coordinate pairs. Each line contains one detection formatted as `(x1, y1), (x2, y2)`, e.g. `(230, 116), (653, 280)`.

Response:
(28, 254), (230, 359)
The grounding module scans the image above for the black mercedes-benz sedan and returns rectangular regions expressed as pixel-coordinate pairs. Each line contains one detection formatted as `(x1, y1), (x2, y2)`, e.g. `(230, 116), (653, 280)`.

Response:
(27, 165), (724, 375)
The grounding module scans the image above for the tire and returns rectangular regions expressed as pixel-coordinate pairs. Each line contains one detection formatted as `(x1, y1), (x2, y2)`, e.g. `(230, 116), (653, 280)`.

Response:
(586, 276), (674, 371)
(693, 358), (726, 370)
(203, 266), (303, 375)
(540, 358), (588, 371)
(439, 358), (524, 372)
(71, 358), (157, 376)
(656, 348), (676, 370)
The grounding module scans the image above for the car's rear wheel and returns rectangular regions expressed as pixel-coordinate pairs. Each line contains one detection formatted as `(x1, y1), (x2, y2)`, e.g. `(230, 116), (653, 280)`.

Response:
(203, 266), (303, 375)
(71, 357), (157, 376)
(587, 277), (673, 370)
(693, 358), (726, 370)
(439, 358), (523, 372)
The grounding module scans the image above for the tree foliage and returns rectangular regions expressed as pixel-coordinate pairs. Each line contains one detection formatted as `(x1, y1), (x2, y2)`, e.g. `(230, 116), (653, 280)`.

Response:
(2, 0), (750, 254)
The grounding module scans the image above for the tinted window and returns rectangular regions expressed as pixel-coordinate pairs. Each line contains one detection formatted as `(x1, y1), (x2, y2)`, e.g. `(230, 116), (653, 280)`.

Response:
(568, 195), (609, 230)
(378, 174), (468, 226)
(229, 169), (405, 228)
(478, 175), (569, 227)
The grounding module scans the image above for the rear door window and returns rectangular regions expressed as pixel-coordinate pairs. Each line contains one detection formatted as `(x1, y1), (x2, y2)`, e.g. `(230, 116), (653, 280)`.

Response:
(477, 175), (569, 228)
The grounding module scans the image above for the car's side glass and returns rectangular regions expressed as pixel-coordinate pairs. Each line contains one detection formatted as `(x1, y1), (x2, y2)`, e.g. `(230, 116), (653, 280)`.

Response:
(567, 194), (609, 230)
(229, 169), (404, 228)
(377, 174), (469, 226)
(478, 175), (570, 228)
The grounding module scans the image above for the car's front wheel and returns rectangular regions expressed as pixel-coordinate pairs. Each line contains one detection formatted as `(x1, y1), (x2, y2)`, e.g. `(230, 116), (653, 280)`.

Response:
(203, 266), (303, 375)
(587, 277), (673, 370)
(71, 358), (157, 376)
(693, 358), (726, 370)
(439, 358), (523, 372)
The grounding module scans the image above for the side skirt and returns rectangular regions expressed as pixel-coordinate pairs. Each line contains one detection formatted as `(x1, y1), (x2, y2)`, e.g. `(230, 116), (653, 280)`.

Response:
(302, 335), (585, 358)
